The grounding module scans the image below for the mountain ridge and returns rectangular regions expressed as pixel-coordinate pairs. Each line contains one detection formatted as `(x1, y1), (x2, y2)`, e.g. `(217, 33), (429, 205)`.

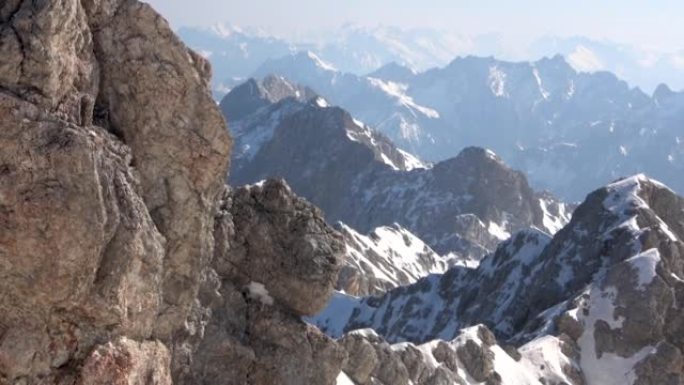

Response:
(252, 51), (684, 200)
(224, 76), (571, 263)
(313, 174), (684, 384)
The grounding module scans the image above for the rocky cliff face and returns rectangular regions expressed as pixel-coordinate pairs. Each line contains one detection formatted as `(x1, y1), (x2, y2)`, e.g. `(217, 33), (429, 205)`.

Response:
(189, 179), (346, 385)
(0, 2), (344, 384)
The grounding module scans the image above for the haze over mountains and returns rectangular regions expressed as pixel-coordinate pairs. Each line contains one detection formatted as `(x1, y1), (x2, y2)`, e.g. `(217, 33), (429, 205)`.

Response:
(180, 25), (684, 201)
(252, 52), (684, 201)
(180, 23), (684, 97)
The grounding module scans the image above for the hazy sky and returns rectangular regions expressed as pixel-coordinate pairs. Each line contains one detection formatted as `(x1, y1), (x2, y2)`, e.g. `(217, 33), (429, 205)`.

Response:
(146, 0), (683, 51)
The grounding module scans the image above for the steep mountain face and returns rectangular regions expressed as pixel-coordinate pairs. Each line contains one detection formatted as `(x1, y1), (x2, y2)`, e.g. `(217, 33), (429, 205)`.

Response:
(253, 53), (684, 200)
(336, 223), (460, 297)
(0, 2), (345, 384)
(219, 74), (317, 122)
(253, 52), (442, 151)
(314, 175), (684, 385)
(225, 80), (570, 262)
(193, 180), (346, 385)
(367, 62), (419, 83)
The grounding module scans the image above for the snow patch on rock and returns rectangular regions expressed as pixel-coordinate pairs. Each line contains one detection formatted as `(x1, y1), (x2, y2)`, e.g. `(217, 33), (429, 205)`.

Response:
(626, 248), (661, 290)
(246, 282), (274, 305)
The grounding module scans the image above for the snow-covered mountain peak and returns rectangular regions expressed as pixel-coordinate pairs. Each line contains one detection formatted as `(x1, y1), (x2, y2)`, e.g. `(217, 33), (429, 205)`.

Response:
(603, 174), (677, 215)
(303, 50), (338, 72)
(336, 222), (456, 296)
(219, 74), (316, 122)
(225, 81), (571, 263)
(224, 79), (432, 178)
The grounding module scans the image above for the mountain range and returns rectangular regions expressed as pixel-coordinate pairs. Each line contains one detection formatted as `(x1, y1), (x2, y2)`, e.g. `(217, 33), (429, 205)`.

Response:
(251, 52), (684, 200)
(220, 70), (684, 384)
(314, 175), (684, 385)
(223, 76), (572, 271)
(178, 24), (472, 99)
(179, 24), (684, 98)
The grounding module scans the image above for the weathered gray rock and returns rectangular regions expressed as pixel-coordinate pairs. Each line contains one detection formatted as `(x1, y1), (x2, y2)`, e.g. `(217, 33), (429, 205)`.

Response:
(0, 1), (347, 385)
(398, 344), (433, 384)
(78, 338), (172, 385)
(456, 339), (494, 382)
(88, 0), (232, 339)
(633, 342), (683, 385)
(0, 90), (166, 384)
(335, 326), (509, 385)
(225, 180), (345, 316)
(338, 333), (380, 384)
(187, 180), (346, 385)
(0, 0), (97, 123)
(425, 366), (465, 385)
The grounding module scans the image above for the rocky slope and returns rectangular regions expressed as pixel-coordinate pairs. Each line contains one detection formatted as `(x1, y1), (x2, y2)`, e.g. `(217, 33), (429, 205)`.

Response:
(224, 79), (571, 262)
(333, 325), (581, 385)
(315, 175), (684, 385)
(0, 2), (346, 384)
(254, 53), (684, 200)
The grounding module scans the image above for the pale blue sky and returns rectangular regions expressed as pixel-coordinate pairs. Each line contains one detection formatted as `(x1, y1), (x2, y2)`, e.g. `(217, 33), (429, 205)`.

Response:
(146, 0), (683, 51)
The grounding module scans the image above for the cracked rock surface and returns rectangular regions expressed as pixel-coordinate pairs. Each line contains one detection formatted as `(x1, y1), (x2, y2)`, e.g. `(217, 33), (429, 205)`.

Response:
(0, 1), (345, 384)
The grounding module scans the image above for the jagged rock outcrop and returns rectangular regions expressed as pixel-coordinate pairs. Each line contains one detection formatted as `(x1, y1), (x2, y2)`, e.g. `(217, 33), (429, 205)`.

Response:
(78, 338), (172, 385)
(219, 74), (316, 122)
(188, 179), (346, 385)
(0, 2), (345, 385)
(334, 325), (559, 385)
(314, 175), (684, 384)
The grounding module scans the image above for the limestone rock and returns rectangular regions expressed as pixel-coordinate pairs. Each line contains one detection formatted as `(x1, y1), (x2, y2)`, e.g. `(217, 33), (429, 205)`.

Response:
(78, 338), (172, 385)
(338, 333), (379, 384)
(188, 180), (346, 385)
(0, 92), (165, 384)
(456, 339), (495, 382)
(225, 179), (344, 316)
(88, 0), (232, 338)
(0, 0), (97, 122)
(0, 1), (347, 384)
